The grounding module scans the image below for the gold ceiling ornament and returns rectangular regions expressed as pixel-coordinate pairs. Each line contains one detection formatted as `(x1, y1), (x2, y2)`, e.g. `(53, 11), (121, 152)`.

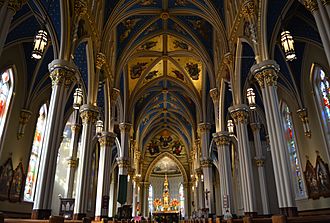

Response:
(95, 53), (106, 70)
(8, 0), (27, 13)
(160, 11), (170, 20)
(302, 0), (319, 12)
(74, 0), (88, 17)
(119, 122), (132, 133)
(242, 0), (256, 18)
(213, 132), (231, 146)
(230, 106), (249, 124)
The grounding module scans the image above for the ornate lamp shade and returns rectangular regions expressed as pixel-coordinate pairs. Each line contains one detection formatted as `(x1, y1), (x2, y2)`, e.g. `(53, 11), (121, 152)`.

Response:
(247, 88), (256, 110)
(32, 29), (48, 60)
(227, 120), (234, 134)
(280, 30), (296, 61)
(73, 87), (83, 110)
(96, 119), (103, 134)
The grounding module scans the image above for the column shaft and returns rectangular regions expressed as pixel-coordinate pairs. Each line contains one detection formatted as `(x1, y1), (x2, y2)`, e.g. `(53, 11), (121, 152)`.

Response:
(229, 105), (257, 215)
(32, 60), (75, 219)
(73, 104), (98, 219)
(95, 132), (116, 220)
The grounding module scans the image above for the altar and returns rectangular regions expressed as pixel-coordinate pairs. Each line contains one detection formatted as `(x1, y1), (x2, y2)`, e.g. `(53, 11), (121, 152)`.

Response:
(153, 211), (179, 223)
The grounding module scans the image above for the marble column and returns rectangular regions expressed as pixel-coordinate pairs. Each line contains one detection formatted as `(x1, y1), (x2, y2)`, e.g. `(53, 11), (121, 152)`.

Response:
(118, 123), (132, 175)
(73, 104), (99, 220)
(65, 110), (81, 198)
(303, 0), (330, 66)
(250, 123), (270, 215)
(0, 0), (26, 56)
(132, 177), (141, 216)
(251, 60), (297, 216)
(213, 132), (234, 215)
(229, 105), (257, 216)
(126, 169), (134, 205)
(142, 182), (150, 217)
(109, 170), (118, 217)
(32, 60), (76, 219)
(95, 132), (116, 221)
(198, 123), (215, 215)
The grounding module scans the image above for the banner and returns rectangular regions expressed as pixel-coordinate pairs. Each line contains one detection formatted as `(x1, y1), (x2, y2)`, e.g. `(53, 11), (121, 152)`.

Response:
(117, 175), (128, 205)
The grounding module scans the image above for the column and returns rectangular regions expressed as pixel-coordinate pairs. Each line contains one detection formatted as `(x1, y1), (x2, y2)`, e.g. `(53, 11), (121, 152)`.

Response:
(142, 182), (150, 218)
(195, 168), (205, 211)
(322, 0), (330, 18)
(73, 104), (99, 219)
(250, 123), (270, 215)
(229, 104), (257, 216)
(132, 176), (141, 216)
(32, 60), (76, 219)
(126, 169), (134, 205)
(251, 60), (296, 216)
(108, 170), (118, 217)
(118, 123), (132, 174)
(213, 132), (234, 215)
(95, 132), (116, 220)
(303, 0), (330, 66)
(0, 1), (26, 56)
(65, 110), (81, 198)
(198, 123), (215, 215)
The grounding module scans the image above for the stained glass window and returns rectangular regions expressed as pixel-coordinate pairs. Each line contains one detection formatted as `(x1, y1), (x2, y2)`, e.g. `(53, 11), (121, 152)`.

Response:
(0, 68), (14, 140)
(281, 102), (306, 199)
(148, 185), (153, 213)
(179, 183), (185, 217)
(317, 68), (330, 132)
(24, 104), (48, 202)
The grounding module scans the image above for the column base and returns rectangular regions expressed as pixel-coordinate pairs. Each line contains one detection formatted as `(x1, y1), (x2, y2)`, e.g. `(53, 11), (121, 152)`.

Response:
(31, 209), (52, 219)
(279, 207), (298, 217)
(73, 213), (86, 220)
(244, 212), (257, 218)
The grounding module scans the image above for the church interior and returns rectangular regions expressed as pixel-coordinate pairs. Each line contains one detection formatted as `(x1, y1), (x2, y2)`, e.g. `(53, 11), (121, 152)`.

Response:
(0, 0), (330, 222)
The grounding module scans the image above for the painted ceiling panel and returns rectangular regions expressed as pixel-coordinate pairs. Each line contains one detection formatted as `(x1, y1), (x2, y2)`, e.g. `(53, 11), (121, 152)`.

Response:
(6, 16), (39, 44)
(74, 42), (88, 89)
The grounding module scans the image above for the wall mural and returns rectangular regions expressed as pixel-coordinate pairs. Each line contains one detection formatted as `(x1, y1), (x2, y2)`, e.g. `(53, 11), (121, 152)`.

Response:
(146, 131), (185, 156)
(185, 62), (200, 80)
(304, 152), (330, 199)
(131, 62), (148, 79)
(152, 157), (180, 174)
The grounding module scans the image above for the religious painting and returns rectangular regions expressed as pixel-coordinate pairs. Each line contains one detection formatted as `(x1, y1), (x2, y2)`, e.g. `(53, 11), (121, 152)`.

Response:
(304, 154), (330, 199)
(0, 158), (13, 200)
(152, 157), (180, 174)
(172, 140), (183, 156)
(185, 62), (200, 80)
(148, 139), (160, 155)
(9, 162), (25, 202)
(159, 135), (173, 148)
(130, 62), (148, 79)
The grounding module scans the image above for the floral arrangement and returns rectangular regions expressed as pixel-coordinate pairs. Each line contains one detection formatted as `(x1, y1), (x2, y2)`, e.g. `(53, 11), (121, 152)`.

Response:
(170, 198), (180, 208)
(153, 198), (162, 208)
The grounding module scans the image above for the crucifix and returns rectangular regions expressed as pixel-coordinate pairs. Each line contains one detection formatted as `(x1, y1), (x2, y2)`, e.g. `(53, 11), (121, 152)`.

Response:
(204, 189), (210, 207)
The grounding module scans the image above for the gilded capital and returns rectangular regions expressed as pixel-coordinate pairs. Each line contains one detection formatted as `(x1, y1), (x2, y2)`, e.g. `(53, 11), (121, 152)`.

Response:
(74, 0), (87, 17)
(98, 132), (116, 147)
(302, 0), (319, 12)
(200, 159), (213, 168)
(79, 105), (98, 124)
(255, 158), (265, 167)
(198, 123), (211, 133)
(321, 0), (330, 6)
(116, 157), (130, 169)
(49, 68), (76, 87)
(8, 0), (27, 12)
(223, 53), (233, 67)
(110, 88), (120, 106)
(71, 123), (81, 132)
(242, 0), (256, 18)
(96, 53), (106, 70)
(251, 60), (279, 88)
(229, 105), (249, 124)
(119, 122), (132, 132)
(213, 132), (230, 146)
(67, 158), (78, 168)
(209, 88), (219, 103)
